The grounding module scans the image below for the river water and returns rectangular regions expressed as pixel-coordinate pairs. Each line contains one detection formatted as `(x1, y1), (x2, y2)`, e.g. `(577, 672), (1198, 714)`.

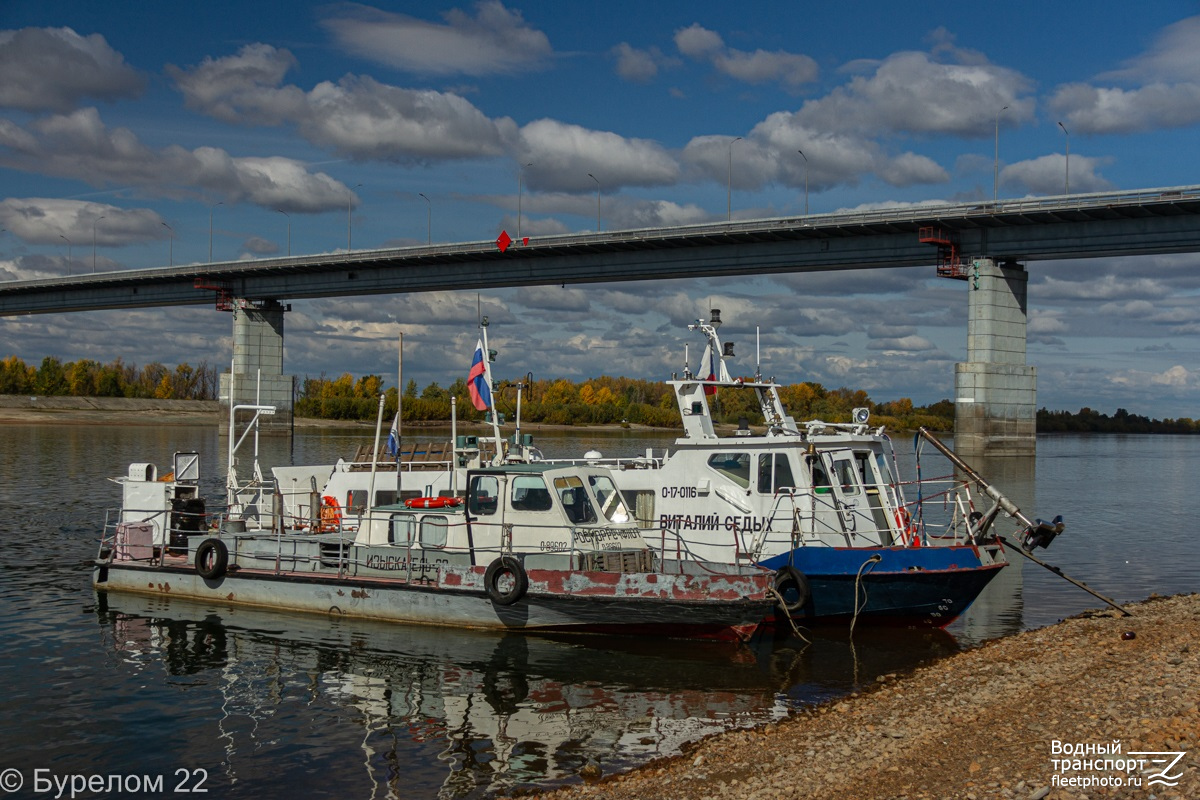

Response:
(0, 424), (1194, 799)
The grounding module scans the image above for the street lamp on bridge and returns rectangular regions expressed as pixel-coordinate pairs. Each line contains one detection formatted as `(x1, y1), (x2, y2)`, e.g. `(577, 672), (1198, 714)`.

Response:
(797, 149), (809, 215)
(92, 215), (105, 273)
(348, 184), (362, 252)
(161, 222), (174, 266)
(517, 163), (532, 240)
(587, 173), (600, 232)
(727, 137), (742, 221)
(209, 202), (223, 262)
(59, 234), (71, 274)
(276, 209), (291, 256)
(994, 106), (1008, 203)
(1058, 121), (1070, 195)
(419, 193), (431, 244)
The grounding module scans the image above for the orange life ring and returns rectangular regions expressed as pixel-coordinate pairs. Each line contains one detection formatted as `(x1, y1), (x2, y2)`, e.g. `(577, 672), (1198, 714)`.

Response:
(318, 495), (342, 532)
(895, 507), (919, 544)
(404, 496), (462, 509)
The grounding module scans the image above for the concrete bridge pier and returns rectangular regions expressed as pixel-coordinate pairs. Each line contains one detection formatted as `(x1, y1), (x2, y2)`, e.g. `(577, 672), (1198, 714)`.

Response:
(954, 258), (1037, 457)
(218, 299), (293, 436)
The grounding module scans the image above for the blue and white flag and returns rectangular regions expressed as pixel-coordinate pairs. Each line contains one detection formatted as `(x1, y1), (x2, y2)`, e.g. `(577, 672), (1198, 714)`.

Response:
(385, 412), (400, 457)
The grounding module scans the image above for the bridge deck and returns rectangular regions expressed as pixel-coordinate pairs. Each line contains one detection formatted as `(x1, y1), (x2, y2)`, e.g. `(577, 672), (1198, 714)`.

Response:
(4, 185), (1200, 314)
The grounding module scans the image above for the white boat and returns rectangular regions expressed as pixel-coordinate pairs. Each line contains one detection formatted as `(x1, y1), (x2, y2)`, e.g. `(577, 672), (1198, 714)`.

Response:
(258, 314), (1066, 629)
(586, 310), (1034, 627)
(91, 404), (773, 642)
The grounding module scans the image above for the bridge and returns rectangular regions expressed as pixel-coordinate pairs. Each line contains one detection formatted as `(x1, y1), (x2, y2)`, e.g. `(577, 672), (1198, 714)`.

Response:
(5, 185), (1200, 454)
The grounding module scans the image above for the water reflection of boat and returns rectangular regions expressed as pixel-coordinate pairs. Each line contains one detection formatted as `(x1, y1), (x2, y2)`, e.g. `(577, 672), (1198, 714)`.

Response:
(95, 592), (961, 798)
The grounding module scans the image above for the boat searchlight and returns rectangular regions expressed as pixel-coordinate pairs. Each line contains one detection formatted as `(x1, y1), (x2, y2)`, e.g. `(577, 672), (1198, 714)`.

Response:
(852, 407), (870, 424)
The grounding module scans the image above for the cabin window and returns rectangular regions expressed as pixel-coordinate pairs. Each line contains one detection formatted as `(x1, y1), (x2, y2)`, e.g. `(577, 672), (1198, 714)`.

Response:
(346, 489), (367, 515)
(389, 514), (415, 545)
(553, 476), (597, 524)
(833, 459), (861, 496)
(707, 453), (750, 488)
(468, 475), (500, 516)
(587, 474), (631, 523)
(375, 490), (397, 507)
(627, 490), (655, 527)
(757, 453), (796, 494)
(874, 452), (895, 486)
(420, 515), (449, 548)
(510, 476), (553, 512)
(809, 458), (831, 494)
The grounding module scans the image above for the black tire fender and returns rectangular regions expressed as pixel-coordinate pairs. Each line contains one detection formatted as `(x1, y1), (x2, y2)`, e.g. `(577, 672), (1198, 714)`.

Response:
(484, 556), (528, 606)
(195, 538), (229, 580)
(773, 565), (810, 614)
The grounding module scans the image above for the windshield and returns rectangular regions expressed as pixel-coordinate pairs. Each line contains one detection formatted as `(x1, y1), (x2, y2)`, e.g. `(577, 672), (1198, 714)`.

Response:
(553, 476), (597, 524)
(587, 474), (631, 523)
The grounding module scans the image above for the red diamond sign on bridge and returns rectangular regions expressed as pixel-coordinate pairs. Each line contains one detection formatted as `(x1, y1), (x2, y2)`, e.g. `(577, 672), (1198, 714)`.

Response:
(496, 230), (512, 252)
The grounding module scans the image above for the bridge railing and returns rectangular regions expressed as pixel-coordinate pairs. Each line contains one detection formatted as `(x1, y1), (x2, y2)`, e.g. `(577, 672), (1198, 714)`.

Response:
(7, 184), (1200, 289)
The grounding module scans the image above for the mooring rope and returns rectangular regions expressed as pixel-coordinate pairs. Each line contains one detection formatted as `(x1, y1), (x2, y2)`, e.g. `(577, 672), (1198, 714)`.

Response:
(849, 553), (883, 640)
(766, 584), (811, 645)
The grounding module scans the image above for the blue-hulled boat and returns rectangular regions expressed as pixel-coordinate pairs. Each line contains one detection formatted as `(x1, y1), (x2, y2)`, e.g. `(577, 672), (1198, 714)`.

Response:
(589, 310), (1062, 628)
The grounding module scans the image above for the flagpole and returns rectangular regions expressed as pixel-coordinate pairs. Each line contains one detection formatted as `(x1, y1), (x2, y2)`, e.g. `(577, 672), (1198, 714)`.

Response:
(403, 331), (408, 494)
(366, 392), (386, 522)
(480, 322), (504, 464)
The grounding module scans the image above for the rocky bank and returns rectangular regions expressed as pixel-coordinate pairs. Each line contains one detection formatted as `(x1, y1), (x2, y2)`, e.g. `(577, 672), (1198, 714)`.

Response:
(537, 593), (1199, 800)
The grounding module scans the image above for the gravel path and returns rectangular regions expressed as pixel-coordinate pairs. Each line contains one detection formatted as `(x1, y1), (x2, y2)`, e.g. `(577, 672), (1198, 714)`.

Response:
(538, 593), (1199, 800)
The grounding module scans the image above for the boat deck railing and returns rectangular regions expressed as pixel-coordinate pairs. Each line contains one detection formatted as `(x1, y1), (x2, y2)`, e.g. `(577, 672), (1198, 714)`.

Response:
(99, 506), (663, 580)
(646, 473), (991, 565)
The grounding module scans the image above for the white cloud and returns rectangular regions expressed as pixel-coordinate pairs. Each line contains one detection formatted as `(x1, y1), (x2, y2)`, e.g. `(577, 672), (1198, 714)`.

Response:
(242, 236), (279, 256)
(1102, 16), (1200, 83)
(794, 50), (1034, 137)
(0, 109), (356, 213)
(999, 153), (1113, 195)
(610, 199), (712, 229)
(673, 24), (817, 89)
(1049, 16), (1200, 134)
(514, 119), (679, 191)
(321, 1), (552, 76)
(825, 355), (876, 377)
(674, 24), (723, 59)
(167, 43), (303, 126)
(1028, 310), (1067, 334)
(867, 335), (935, 352)
(1152, 365), (1193, 387)
(0, 27), (144, 112)
(1050, 82), (1200, 134)
(1037, 273), (1170, 301)
(170, 44), (513, 161)
(612, 43), (660, 83)
(875, 152), (950, 187)
(1110, 364), (1194, 389)
(0, 198), (164, 245)
(683, 125), (947, 191)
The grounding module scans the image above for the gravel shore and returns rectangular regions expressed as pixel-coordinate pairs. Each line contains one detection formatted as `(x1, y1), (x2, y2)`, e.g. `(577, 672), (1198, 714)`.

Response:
(538, 593), (1199, 800)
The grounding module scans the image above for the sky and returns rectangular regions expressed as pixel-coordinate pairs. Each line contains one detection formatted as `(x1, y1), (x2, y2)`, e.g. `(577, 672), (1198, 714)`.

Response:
(1, 1), (1199, 419)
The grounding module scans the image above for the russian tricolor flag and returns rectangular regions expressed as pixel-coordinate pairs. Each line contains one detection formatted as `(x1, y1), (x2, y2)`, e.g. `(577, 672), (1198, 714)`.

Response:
(704, 348), (717, 396)
(468, 339), (492, 411)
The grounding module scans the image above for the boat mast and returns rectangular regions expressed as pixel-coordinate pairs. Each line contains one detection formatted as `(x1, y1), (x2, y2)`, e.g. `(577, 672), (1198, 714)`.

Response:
(479, 318), (504, 464)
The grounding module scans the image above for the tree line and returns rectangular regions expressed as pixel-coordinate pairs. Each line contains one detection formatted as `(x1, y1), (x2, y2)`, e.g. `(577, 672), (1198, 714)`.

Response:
(294, 371), (958, 431)
(0, 355), (219, 400)
(295, 372), (1199, 434)
(1036, 406), (1199, 434)
(4, 354), (1193, 434)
